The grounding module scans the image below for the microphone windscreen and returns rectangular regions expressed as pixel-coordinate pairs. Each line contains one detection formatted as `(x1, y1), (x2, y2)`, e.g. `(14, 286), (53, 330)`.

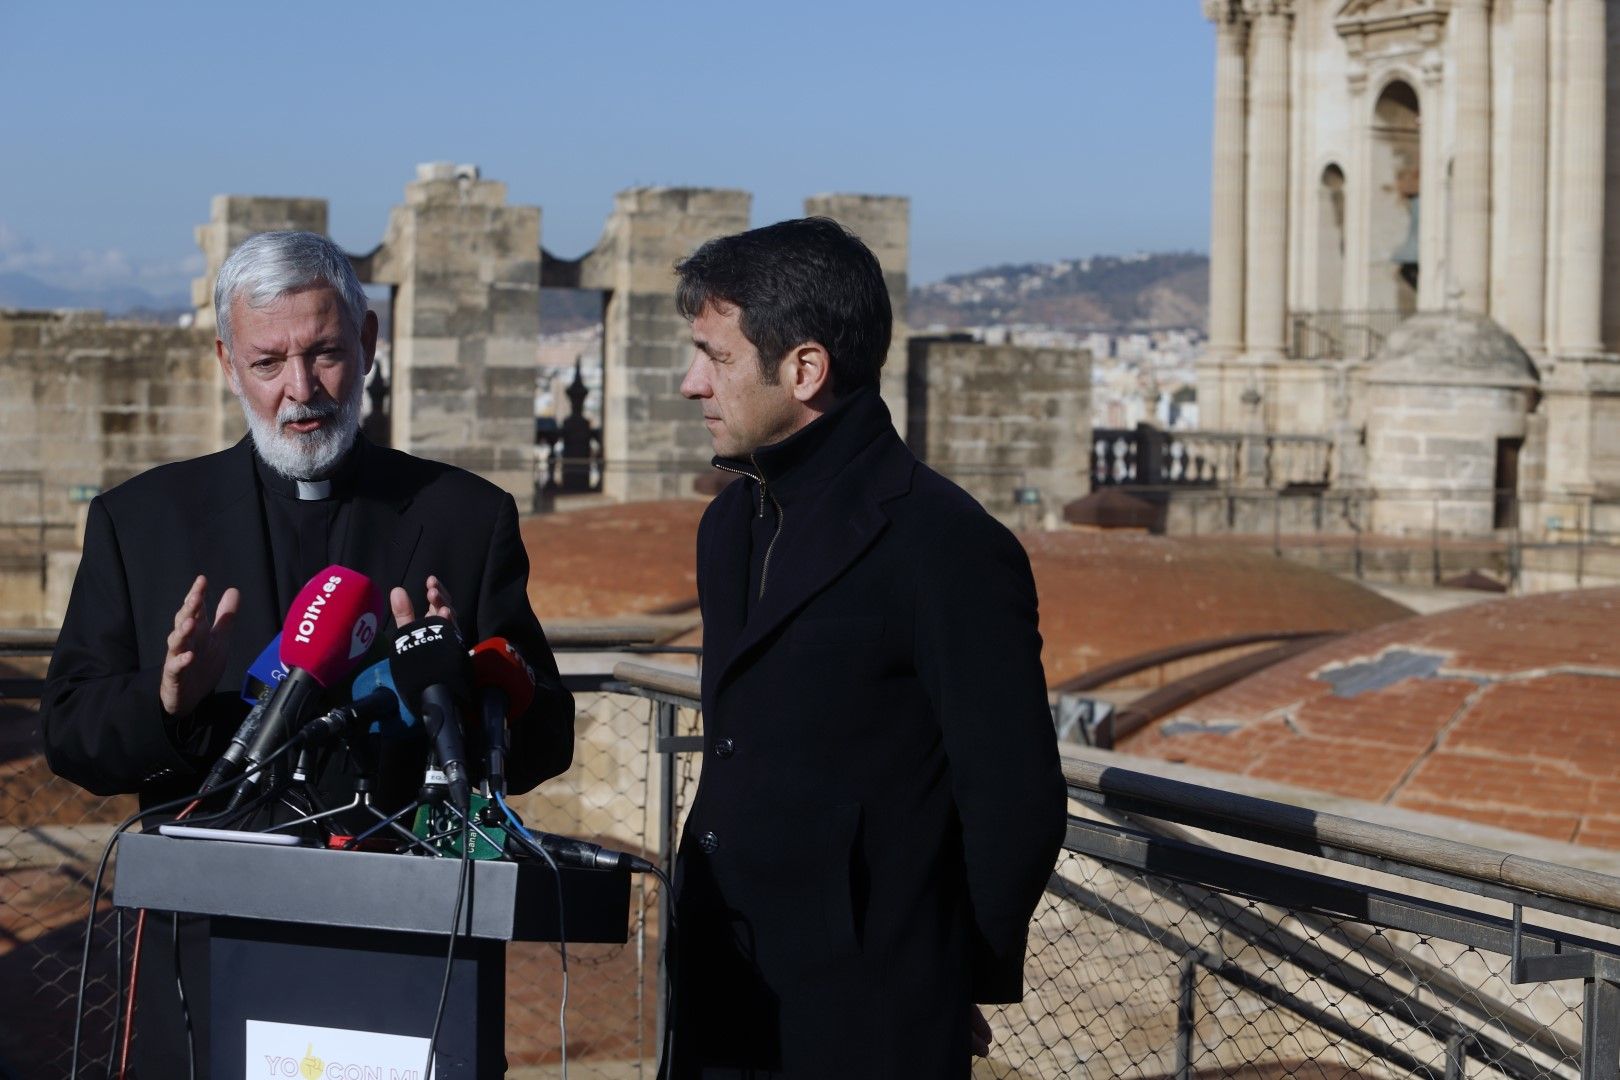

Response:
(387, 616), (472, 710)
(350, 659), (420, 738)
(470, 638), (536, 718)
(279, 565), (384, 687)
(240, 632), (288, 704)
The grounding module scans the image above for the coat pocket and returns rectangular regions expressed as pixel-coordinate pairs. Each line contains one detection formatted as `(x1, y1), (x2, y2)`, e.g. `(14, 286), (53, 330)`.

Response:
(820, 801), (866, 960)
(790, 615), (884, 651)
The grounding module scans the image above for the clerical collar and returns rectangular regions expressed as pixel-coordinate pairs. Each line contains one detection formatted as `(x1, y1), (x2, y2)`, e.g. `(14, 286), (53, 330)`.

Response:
(252, 438), (364, 502)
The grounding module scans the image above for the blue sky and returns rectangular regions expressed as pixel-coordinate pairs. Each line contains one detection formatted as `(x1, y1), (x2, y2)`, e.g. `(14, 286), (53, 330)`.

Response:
(0, 2), (1214, 299)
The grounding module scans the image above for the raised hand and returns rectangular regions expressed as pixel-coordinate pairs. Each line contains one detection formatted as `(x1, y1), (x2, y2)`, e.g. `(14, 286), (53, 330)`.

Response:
(388, 574), (458, 630)
(160, 575), (240, 718)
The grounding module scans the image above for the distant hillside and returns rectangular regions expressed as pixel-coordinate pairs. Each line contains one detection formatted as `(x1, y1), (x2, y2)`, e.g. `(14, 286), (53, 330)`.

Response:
(909, 252), (1208, 332)
(0, 271), (189, 320)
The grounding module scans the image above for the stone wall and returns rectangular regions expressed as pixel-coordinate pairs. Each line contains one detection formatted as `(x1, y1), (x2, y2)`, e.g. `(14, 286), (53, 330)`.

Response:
(579, 187), (751, 502)
(907, 337), (1090, 526)
(371, 164), (541, 505)
(0, 310), (216, 624)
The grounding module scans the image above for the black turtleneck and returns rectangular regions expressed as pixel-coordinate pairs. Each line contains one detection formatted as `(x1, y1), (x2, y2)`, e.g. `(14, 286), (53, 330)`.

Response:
(253, 440), (363, 616)
(715, 388), (888, 614)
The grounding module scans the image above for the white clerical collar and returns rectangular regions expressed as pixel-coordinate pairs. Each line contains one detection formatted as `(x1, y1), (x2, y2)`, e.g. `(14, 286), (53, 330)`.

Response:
(296, 479), (332, 501)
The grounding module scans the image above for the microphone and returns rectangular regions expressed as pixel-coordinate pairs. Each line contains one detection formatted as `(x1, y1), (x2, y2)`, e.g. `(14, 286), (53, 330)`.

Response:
(199, 634), (286, 792)
(349, 659), (422, 740)
(469, 638), (536, 798)
(227, 566), (384, 809)
(239, 631), (289, 704)
(293, 689), (400, 748)
(388, 616), (472, 810)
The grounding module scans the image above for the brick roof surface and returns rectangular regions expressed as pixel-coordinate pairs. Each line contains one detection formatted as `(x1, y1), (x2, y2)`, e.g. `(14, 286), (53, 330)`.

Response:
(1018, 530), (1409, 686)
(521, 500), (706, 619)
(519, 504), (1410, 686)
(1124, 587), (1620, 850)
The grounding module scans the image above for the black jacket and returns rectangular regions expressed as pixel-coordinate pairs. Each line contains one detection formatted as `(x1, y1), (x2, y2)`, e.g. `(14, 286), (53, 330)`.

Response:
(39, 435), (574, 1076)
(676, 390), (1067, 1079)
(41, 435), (573, 804)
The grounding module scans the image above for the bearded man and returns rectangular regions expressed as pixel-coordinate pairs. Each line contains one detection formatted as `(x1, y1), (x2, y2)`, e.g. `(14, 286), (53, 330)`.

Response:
(40, 230), (573, 1074)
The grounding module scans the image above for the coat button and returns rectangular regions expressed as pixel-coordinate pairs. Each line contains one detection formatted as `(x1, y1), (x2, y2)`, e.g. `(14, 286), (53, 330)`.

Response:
(714, 737), (735, 759)
(698, 830), (719, 854)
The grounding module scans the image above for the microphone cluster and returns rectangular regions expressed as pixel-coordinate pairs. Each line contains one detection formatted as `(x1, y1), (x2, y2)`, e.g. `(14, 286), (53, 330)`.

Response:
(195, 564), (632, 870)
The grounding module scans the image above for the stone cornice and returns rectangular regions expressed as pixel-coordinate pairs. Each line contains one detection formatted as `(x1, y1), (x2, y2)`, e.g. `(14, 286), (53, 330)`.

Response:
(1243, 0), (1294, 17)
(1337, 0), (1451, 57)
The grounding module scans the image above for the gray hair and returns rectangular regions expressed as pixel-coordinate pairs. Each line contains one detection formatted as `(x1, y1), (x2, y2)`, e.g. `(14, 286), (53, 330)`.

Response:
(214, 231), (368, 352)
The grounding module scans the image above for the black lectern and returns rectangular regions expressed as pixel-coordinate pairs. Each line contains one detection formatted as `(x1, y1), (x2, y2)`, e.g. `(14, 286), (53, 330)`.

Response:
(114, 832), (631, 1079)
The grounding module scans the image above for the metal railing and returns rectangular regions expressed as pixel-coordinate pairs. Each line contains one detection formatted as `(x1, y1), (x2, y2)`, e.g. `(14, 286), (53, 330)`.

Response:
(8, 650), (1620, 1077)
(1289, 309), (1410, 361)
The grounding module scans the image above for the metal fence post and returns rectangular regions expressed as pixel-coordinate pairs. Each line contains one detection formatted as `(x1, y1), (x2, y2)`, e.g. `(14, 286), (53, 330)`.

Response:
(656, 700), (679, 1056)
(1176, 955), (1197, 1080)
(1582, 978), (1620, 1080)
(1445, 1032), (1466, 1080)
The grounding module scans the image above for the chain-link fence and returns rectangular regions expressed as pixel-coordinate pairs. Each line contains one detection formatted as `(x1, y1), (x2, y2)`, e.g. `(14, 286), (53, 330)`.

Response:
(8, 654), (1620, 1078)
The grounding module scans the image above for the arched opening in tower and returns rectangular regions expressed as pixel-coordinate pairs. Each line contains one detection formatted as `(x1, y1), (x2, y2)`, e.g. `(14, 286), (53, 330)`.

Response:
(1370, 80), (1421, 316)
(1317, 163), (1347, 312)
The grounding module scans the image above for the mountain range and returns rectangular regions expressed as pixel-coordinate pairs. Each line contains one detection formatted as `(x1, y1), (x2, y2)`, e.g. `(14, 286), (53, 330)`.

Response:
(0, 271), (189, 320)
(0, 251), (1212, 336)
(908, 252), (1208, 333)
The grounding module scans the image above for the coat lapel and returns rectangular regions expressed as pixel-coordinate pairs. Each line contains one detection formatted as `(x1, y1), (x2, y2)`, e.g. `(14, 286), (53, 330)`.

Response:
(341, 440), (423, 602)
(715, 432), (914, 689)
(193, 439), (279, 676)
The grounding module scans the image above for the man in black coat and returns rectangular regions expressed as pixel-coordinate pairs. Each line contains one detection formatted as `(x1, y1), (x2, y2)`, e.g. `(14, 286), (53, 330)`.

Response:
(671, 218), (1068, 1078)
(40, 231), (573, 1075)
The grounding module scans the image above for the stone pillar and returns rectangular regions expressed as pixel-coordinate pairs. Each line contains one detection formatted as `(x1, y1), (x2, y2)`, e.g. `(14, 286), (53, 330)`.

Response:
(1504, 0), (1550, 353)
(1450, 0), (1492, 314)
(803, 194), (910, 437)
(192, 196), (330, 332)
(1207, 0), (1248, 359)
(372, 163), (541, 505)
(907, 338), (1090, 528)
(581, 187), (752, 502)
(1243, 1), (1291, 360)
(1555, 0), (1607, 356)
(1418, 50), (1448, 311)
(1342, 60), (1372, 312)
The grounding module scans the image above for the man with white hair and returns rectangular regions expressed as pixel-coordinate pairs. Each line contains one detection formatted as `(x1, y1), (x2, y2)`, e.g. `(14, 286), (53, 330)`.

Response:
(41, 230), (574, 1073)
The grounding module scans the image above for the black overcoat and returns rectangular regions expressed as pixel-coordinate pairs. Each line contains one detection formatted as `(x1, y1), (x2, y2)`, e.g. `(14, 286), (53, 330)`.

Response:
(40, 434), (574, 1073)
(675, 390), (1067, 1078)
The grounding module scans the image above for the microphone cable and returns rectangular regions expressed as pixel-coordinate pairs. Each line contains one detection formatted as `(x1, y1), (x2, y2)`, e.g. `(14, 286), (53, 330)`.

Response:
(422, 804), (473, 1080)
(68, 738), (302, 1080)
(116, 796), (199, 1080)
(496, 794), (570, 1080)
(173, 909), (197, 1080)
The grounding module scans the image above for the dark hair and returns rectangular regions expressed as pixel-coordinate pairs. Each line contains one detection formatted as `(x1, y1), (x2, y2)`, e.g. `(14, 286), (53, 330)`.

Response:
(674, 217), (891, 395)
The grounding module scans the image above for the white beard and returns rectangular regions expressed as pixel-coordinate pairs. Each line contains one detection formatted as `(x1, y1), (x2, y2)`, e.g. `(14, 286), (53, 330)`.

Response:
(236, 376), (364, 481)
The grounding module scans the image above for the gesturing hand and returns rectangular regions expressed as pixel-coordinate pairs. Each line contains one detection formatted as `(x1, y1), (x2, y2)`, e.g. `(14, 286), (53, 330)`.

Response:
(389, 575), (458, 630)
(161, 575), (240, 718)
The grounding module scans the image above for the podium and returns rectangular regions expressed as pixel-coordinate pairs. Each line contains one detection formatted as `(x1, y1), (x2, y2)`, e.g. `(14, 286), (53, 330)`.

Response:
(114, 832), (631, 1078)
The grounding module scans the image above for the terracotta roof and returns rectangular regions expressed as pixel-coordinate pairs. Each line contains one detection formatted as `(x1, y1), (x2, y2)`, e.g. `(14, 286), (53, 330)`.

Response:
(1123, 587), (1620, 849)
(1019, 530), (1410, 687)
(520, 504), (1411, 688)
(521, 500), (705, 620)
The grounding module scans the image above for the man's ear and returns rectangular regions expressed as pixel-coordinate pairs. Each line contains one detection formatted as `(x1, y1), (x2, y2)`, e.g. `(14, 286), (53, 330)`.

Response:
(786, 341), (832, 404)
(361, 309), (379, 377)
(215, 337), (240, 394)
